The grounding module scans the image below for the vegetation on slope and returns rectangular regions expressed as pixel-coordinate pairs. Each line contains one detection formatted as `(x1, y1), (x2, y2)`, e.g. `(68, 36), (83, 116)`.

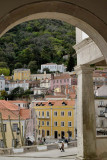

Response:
(0, 19), (76, 74)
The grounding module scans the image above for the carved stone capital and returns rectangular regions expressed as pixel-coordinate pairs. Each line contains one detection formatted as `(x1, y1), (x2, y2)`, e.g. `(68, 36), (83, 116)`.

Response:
(74, 64), (94, 75)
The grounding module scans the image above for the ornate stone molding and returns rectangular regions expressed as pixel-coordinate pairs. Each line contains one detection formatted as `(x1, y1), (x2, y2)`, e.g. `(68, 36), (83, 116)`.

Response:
(74, 64), (94, 75)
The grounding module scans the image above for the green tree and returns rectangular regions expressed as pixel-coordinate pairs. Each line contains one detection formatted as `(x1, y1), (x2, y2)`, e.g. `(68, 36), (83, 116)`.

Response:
(67, 54), (75, 72)
(0, 68), (10, 76)
(0, 62), (8, 68)
(15, 62), (23, 69)
(28, 61), (38, 73)
(0, 90), (8, 99)
(9, 87), (24, 99)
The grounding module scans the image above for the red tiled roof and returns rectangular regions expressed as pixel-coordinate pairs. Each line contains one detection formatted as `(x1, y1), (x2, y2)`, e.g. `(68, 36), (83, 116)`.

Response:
(45, 95), (66, 98)
(53, 74), (71, 80)
(19, 109), (31, 119)
(0, 109), (20, 120)
(0, 100), (18, 110)
(9, 100), (28, 104)
(35, 100), (75, 106)
(0, 100), (30, 120)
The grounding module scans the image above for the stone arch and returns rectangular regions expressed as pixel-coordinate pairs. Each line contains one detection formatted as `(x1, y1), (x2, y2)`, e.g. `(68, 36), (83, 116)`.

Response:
(0, 1), (107, 61)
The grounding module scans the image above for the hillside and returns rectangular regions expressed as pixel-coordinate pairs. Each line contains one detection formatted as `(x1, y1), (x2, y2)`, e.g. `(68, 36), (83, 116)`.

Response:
(0, 19), (76, 74)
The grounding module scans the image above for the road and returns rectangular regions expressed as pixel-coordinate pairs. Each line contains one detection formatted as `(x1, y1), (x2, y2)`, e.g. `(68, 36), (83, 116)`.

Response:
(0, 147), (77, 160)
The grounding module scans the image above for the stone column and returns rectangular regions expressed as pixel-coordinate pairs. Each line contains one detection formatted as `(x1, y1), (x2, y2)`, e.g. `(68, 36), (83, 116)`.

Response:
(75, 64), (98, 160)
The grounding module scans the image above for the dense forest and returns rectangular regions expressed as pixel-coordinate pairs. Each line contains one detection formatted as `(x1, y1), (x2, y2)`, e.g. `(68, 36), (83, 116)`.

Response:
(0, 19), (76, 75)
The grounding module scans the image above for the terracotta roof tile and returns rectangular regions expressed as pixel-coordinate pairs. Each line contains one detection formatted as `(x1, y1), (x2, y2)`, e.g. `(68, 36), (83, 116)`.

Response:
(35, 100), (75, 106)
(9, 100), (28, 104)
(19, 109), (31, 119)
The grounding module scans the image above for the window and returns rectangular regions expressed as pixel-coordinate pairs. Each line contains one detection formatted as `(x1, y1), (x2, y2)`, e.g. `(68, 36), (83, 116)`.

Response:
(64, 79), (66, 82)
(68, 121), (72, 127)
(62, 102), (67, 106)
(3, 124), (6, 132)
(0, 124), (6, 132)
(57, 80), (58, 83)
(42, 121), (44, 126)
(54, 121), (57, 126)
(47, 121), (49, 126)
(47, 130), (50, 136)
(12, 139), (16, 147)
(0, 140), (4, 148)
(47, 111), (49, 117)
(12, 123), (18, 132)
(100, 110), (104, 116)
(60, 80), (62, 83)
(39, 121), (40, 126)
(54, 111), (57, 116)
(61, 121), (64, 127)
(18, 104), (20, 107)
(105, 107), (107, 113)
(61, 111), (64, 116)
(99, 101), (104, 106)
(68, 111), (72, 116)
(67, 79), (69, 82)
(39, 111), (40, 117)
(42, 111), (44, 117)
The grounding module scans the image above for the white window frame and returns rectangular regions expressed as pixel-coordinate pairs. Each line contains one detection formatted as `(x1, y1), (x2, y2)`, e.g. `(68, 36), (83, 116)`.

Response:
(68, 111), (72, 116)
(42, 121), (44, 126)
(61, 111), (64, 116)
(47, 121), (49, 126)
(46, 111), (49, 117)
(42, 111), (44, 117)
(12, 123), (18, 132)
(61, 121), (65, 127)
(54, 111), (57, 117)
(54, 121), (57, 126)
(68, 121), (72, 127)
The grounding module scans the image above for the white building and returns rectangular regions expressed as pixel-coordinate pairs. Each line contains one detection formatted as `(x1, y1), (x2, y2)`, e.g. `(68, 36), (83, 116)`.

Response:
(9, 100), (29, 109)
(40, 63), (66, 73)
(40, 78), (50, 89)
(5, 80), (29, 94)
(34, 87), (48, 95)
(0, 74), (5, 91)
(95, 84), (107, 97)
(95, 99), (107, 135)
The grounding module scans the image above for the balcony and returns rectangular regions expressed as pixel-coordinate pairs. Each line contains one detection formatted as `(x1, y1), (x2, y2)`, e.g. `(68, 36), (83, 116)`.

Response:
(38, 116), (50, 119)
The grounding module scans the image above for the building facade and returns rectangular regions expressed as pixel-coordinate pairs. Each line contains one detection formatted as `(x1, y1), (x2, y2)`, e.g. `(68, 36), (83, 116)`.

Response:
(41, 63), (66, 73)
(33, 100), (75, 141)
(95, 99), (107, 135)
(5, 80), (29, 94)
(0, 100), (33, 148)
(13, 68), (31, 80)
(0, 74), (5, 91)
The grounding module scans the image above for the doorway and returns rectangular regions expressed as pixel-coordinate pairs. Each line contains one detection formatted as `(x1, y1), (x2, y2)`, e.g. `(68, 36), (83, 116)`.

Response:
(61, 131), (65, 139)
(54, 131), (58, 139)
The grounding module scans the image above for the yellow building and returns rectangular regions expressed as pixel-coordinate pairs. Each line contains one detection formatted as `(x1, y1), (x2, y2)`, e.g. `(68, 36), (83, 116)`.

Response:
(13, 68), (31, 80)
(0, 100), (31, 148)
(33, 100), (75, 140)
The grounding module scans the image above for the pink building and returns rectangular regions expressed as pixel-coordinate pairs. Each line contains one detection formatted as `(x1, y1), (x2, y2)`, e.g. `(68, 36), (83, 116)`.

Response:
(50, 73), (77, 90)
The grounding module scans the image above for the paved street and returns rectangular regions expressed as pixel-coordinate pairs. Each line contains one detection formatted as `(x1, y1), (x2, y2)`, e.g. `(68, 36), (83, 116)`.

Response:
(0, 147), (77, 160)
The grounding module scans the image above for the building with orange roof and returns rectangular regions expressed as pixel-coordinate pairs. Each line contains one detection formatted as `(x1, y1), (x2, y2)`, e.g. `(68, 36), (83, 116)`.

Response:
(33, 99), (76, 141)
(0, 100), (34, 148)
(9, 100), (29, 109)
